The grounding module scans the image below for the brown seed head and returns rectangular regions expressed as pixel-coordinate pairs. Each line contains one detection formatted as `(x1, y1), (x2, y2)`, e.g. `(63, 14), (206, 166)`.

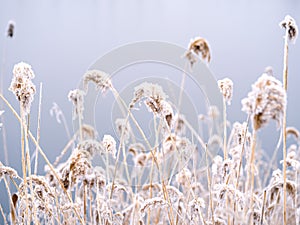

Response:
(280, 15), (298, 43)
(185, 37), (211, 66)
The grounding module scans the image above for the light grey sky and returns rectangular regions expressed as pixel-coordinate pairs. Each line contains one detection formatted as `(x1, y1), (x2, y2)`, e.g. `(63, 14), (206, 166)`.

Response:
(0, 0), (299, 216)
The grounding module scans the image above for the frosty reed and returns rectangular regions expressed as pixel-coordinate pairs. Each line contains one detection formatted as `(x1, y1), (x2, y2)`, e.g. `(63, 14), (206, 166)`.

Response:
(0, 15), (299, 225)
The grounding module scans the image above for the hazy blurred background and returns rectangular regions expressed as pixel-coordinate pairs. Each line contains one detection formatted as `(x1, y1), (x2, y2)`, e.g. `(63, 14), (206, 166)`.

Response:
(0, 0), (299, 218)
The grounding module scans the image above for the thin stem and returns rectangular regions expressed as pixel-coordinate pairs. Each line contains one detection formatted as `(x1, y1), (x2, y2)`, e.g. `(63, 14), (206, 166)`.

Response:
(0, 38), (9, 169)
(53, 133), (76, 167)
(24, 114), (38, 224)
(177, 62), (189, 111)
(148, 116), (159, 225)
(107, 86), (175, 224)
(105, 152), (110, 184)
(52, 189), (62, 224)
(0, 93), (85, 225)
(109, 114), (130, 200)
(34, 83), (43, 174)
(235, 115), (250, 189)
(121, 142), (131, 186)
(61, 108), (72, 141)
(83, 182), (87, 223)
(147, 157), (155, 225)
(110, 88), (160, 174)
(282, 27), (289, 225)
(223, 98), (227, 160)
(0, 202), (8, 225)
(1, 121), (9, 170)
(248, 129), (257, 224)
(181, 116), (206, 150)
(89, 187), (93, 223)
(205, 144), (214, 224)
(261, 190), (266, 225)
(2, 176), (16, 225)
(78, 104), (83, 142)
(296, 170), (299, 224)
(263, 128), (283, 187)
(19, 105), (29, 224)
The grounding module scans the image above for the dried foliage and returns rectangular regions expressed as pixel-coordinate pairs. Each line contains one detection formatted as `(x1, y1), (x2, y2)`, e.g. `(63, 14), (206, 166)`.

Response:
(0, 16), (299, 225)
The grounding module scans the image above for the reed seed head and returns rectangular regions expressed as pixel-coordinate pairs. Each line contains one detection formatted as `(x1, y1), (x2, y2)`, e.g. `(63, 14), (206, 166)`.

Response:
(280, 15), (298, 43)
(175, 167), (192, 187)
(264, 66), (274, 76)
(83, 70), (112, 92)
(81, 124), (97, 140)
(185, 37), (211, 66)
(68, 89), (85, 120)
(241, 73), (286, 130)
(140, 197), (167, 217)
(286, 126), (300, 142)
(0, 165), (19, 180)
(208, 105), (220, 119)
(218, 78), (233, 105)
(130, 82), (167, 113)
(9, 62), (36, 115)
(49, 102), (63, 124)
(6, 20), (15, 38)
(102, 135), (117, 158)
(173, 114), (186, 136)
(77, 139), (103, 157)
(115, 118), (131, 143)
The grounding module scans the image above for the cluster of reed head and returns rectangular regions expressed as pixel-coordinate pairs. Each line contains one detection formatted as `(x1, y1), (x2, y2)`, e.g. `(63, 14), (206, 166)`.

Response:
(0, 15), (298, 225)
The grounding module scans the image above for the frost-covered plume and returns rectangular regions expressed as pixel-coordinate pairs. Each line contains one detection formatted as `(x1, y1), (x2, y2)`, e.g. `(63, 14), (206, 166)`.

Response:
(102, 135), (117, 158)
(130, 82), (174, 133)
(175, 167), (192, 187)
(173, 114), (186, 136)
(81, 124), (97, 140)
(208, 105), (220, 119)
(280, 15), (298, 43)
(49, 102), (63, 124)
(130, 82), (167, 113)
(228, 121), (251, 167)
(230, 122), (251, 147)
(115, 118), (131, 143)
(162, 135), (196, 160)
(68, 89), (85, 120)
(77, 139), (104, 157)
(241, 73), (286, 130)
(218, 78), (233, 105)
(83, 70), (112, 93)
(281, 145), (300, 169)
(189, 197), (205, 222)
(9, 62), (36, 115)
(185, 37), (211, 66)
(211, 155), (232, 183)
(0, 164), (20, 180)
(286, 127), (300, 143)
(139, 197), (168, 218)
(159, 100), (174, 129)
(63, 148), (93, 188)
